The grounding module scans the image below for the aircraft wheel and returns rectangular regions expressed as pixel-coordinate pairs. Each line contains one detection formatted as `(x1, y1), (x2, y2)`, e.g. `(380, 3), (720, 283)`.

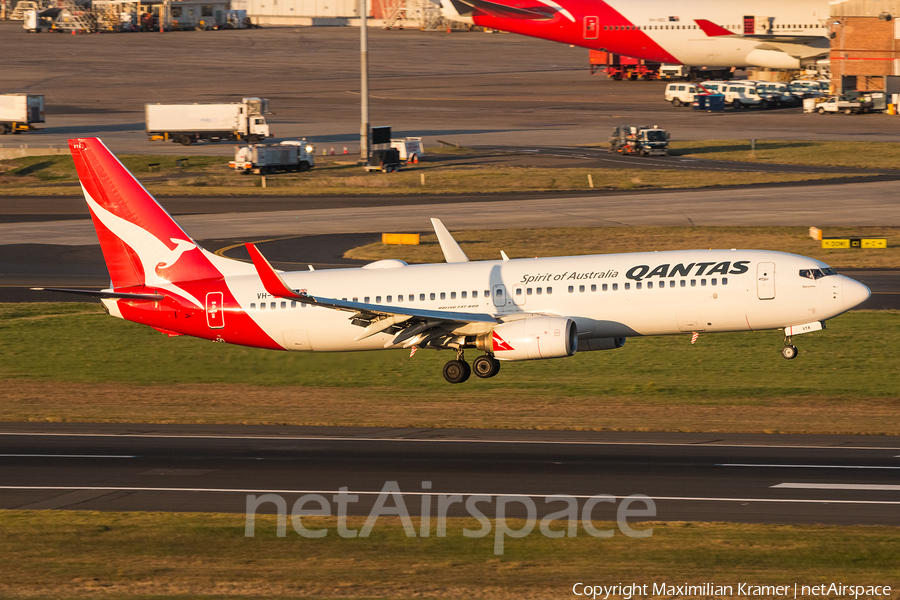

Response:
(672, 98), (682, 107)
(781, 345), (798, 360)
(473, 355), (500, 379)
(443, 359), (471, 384)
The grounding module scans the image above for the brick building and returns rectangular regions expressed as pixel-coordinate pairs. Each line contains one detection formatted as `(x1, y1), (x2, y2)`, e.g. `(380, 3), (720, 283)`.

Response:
(830, 0), (900, 96)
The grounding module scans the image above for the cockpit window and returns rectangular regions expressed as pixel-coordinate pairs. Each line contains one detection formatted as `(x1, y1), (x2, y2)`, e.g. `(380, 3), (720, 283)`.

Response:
(799, 268), (837, 280)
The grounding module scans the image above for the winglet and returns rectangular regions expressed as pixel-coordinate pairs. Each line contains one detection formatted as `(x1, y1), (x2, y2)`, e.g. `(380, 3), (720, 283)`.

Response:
(245, 243), (304, 299)
(430, 218), (470, 263)
(695, 19), (733, 37)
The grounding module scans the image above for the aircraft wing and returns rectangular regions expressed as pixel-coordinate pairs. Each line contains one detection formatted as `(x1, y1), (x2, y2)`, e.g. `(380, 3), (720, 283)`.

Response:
(448, 0), (560, 20)
(245, 243), (498, 346)
(694, 19), (829, 52)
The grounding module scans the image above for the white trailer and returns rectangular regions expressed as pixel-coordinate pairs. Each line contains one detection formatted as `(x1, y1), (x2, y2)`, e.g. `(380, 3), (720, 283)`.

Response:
(390, 137), (424, 162)
(230, 140), (315, 174)
(145, 98), (270, 145)
(0, 94), (44, 135)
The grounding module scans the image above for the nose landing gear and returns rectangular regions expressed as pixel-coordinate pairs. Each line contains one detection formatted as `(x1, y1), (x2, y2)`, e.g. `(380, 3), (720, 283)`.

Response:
(781, 336), (798, 360)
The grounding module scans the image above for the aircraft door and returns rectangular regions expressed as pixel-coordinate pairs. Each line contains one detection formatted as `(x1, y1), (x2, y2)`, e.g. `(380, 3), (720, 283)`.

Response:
(205, 291), (225, 329)
(757, 262), (775, 300)
(512, 283), (527, 306)
(584, 16), (599, 39)
(492, 284), (507, 307)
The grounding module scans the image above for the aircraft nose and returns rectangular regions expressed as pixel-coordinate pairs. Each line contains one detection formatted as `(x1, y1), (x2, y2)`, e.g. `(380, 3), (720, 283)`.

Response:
(842, 276), (871, 311)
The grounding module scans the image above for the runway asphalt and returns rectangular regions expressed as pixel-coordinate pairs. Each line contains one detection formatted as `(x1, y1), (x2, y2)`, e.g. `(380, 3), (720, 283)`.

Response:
(0, 424), (897, 525)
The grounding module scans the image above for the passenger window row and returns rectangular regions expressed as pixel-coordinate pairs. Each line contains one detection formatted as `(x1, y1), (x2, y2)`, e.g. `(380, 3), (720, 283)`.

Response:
(564, 278), (727, 293)
(248, 278), (729, 309)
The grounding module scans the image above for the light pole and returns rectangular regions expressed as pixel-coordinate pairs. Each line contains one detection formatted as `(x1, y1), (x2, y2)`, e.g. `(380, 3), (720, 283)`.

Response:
(359, 0), (369, 164)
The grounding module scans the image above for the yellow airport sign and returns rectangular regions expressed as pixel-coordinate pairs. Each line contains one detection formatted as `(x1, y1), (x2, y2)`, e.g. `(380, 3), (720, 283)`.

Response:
(382, 233), (420, 245)
(821, 238), (886, 249)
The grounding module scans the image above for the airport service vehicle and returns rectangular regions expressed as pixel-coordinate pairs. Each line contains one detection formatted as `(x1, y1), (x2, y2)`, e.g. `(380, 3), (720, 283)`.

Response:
(230, 140), (315, 174)
(0, 94), (44, 135)
(660, 64), (690, 80)
(441, 0), (831, 72)
(790, 80), (828, 98)
(717, 82), (769, 109)
(814, 95), (870, 115)
(665, 83), (701, 106)
(145, 98), (271, 146)
(609, 124), (669, 156)
(41, 138), (870, 383)
(753, 82), (801, 107)
(390, 137), (425, 162)
(365, 148), (402, 172)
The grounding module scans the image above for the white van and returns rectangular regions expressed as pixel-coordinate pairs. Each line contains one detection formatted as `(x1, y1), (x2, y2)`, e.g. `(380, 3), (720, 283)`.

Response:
(720, 82), (768, 109)
(664, 83), (700, 107)
(698, 81), (727, 94)
(753, 82), (800, 107)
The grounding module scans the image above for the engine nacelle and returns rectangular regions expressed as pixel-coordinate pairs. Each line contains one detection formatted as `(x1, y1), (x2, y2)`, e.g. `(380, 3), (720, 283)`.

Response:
(476, 317), (577, 361)
(578, 337), (626, 352)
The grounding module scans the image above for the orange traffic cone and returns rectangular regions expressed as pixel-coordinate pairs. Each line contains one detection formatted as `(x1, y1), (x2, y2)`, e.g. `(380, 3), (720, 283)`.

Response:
(343, 146), (348, 154)
(330, 147), (335, 155)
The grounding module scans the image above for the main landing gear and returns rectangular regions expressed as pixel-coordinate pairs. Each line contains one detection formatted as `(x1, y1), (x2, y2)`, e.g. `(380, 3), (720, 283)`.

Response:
(442, 351), (501, 384)
(781, 336), (798, 360)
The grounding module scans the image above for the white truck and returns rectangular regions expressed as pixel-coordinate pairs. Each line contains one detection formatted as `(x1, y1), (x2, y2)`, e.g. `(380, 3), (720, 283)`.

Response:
(0, 93), (44, 135)
(813, 95), (872, 115)
(230, 140), (315, 174)
(146, 98), (271, 146)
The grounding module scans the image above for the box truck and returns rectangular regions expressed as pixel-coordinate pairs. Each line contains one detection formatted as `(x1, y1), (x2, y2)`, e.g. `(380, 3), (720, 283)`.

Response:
(0, 94), (45, 134)
(145, 98), (270, 145)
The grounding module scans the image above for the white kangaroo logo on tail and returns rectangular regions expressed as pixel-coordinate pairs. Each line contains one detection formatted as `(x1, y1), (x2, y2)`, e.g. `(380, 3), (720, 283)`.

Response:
(84, 189), (203, 308)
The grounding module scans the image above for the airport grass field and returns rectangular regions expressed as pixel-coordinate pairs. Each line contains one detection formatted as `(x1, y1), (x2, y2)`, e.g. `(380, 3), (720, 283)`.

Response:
(0, 511), (897, 599)
(0, 150), (863, 197)
(668, 139), (900, 169)
(1, 303), (897, 435)
(346, 226), (900, 270)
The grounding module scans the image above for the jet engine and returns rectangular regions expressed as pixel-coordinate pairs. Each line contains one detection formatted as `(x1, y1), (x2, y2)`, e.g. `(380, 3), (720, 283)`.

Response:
(476, 316), (577, 361)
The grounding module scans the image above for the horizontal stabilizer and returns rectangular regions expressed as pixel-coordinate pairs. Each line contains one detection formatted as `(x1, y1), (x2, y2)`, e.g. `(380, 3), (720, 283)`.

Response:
(31, 287), (164, 301)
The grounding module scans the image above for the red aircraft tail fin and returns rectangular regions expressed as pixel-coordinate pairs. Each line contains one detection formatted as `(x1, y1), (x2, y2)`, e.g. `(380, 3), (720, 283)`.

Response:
(68, 138), (222, 290)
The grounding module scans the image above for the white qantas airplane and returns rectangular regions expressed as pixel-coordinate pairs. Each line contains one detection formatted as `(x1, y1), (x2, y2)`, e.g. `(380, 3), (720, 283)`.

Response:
(41, 138), (869, 384)
(441, 0), (831, 71)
